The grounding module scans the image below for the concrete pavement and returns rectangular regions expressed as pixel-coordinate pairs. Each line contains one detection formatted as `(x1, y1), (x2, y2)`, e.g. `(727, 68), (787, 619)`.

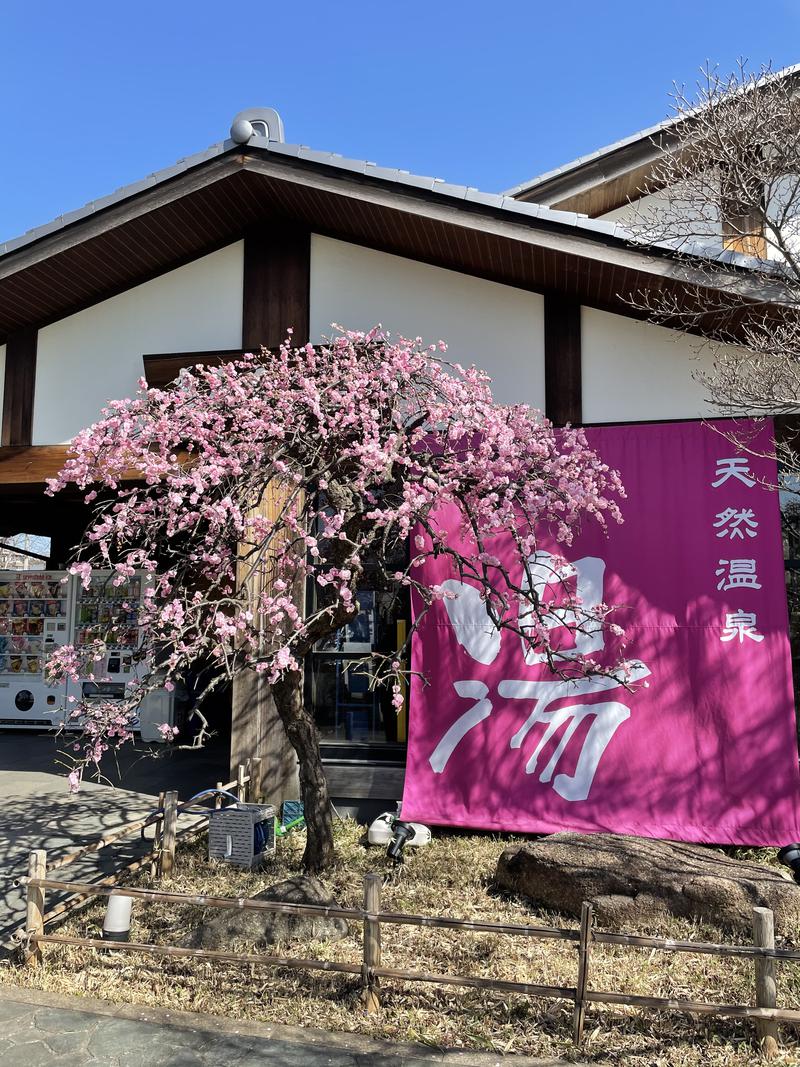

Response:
(0, 732), (230, 952)
(0, 986), (579, 1066)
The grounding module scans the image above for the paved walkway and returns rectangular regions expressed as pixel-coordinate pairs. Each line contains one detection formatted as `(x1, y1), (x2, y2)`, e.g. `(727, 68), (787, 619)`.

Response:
(0, 733), (229, 953)
(0, 987), (577, 1066)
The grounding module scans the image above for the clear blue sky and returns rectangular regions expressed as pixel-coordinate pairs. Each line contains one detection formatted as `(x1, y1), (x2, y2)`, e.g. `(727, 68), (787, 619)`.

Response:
(2, 0), (800, 243)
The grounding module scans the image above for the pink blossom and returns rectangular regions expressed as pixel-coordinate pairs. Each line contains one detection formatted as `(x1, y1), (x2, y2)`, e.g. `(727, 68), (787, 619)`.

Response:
(46, 327), (625, 790)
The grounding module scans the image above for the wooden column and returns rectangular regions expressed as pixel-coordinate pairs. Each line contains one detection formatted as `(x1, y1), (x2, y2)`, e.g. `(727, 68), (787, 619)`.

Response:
(544, 296), (581, 426)
(242, 225), (310, 350)
(160, 790), (178, 877)
(230, 225), (310, 801)
(2, 327), (38, 446)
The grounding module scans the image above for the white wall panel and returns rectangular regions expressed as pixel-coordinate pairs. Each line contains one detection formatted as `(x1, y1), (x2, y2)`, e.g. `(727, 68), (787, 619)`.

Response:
(582, 307), (720, 423)
(310, 236), (545, 408)
(601, 183), (722, 244)
(33, 242), (244, 444)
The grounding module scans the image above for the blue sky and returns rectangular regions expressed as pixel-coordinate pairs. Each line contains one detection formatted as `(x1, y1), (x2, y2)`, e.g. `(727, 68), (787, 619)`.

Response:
(2, 0), (800, 242)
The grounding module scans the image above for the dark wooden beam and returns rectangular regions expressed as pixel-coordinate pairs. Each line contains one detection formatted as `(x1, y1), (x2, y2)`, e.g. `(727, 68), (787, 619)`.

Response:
(143, 349), (245, 389)
(231, 222), (310, 794)
(544, 296), (582, 426)
(2, 327), (38, 446)
(242, 225), (310, 350)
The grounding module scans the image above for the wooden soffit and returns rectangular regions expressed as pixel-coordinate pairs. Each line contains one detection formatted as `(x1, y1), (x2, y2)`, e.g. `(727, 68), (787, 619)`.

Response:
(0, 145), (774, 345)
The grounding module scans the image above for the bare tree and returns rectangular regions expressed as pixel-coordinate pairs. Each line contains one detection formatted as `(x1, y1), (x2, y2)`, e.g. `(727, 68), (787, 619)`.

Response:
(0, 533), (49, 570)
(625, 61), (800, 471)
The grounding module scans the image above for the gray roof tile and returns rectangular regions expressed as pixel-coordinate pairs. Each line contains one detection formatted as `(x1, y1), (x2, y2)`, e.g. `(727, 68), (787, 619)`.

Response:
(0, 128), (767, 280)
(504, 62), (800, 200)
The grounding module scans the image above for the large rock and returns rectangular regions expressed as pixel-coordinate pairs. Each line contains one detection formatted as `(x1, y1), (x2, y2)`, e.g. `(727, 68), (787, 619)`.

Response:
(495, 833), (800, 934)
(184, 875), (350, 950)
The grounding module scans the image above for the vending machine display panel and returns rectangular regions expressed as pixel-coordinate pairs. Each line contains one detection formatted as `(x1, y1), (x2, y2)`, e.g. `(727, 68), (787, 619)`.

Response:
(0, 570), (73, 729)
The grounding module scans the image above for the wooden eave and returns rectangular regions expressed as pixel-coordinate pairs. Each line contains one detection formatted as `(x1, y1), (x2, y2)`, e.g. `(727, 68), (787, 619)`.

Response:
(513, 137), (677, 216)
(0, 144), (771, 345)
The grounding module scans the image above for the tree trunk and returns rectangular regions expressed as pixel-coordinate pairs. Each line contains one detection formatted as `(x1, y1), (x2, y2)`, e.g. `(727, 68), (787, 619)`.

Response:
(272, 670), (335, 873)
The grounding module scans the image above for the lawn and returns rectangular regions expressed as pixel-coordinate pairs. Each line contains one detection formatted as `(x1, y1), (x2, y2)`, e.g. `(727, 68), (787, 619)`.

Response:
(3, 820), (800, 1064)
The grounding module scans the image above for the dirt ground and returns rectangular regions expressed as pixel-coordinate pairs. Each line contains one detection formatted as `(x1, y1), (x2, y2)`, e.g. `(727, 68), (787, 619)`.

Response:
(4, 820), (800, 1065)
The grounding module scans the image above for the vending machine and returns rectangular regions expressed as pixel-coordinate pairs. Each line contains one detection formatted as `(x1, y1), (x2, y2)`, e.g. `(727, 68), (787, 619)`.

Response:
(71, 571), (143, 690)
(0, 570), (73, 729)
(67, 570), (177, 739)
(0, 568), (177, 737)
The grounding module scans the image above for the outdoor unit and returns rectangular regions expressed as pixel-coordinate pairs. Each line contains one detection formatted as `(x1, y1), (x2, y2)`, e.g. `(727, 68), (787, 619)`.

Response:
(208, 803), (276, 868)
(136, 687), (177, 742)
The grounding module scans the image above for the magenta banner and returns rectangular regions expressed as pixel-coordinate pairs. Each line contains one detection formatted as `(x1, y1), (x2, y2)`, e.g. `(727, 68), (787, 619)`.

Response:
(402, 419), (800, 845)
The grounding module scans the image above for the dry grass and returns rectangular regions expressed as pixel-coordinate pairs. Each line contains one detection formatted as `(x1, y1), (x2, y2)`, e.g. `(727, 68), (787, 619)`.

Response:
(4, 820), (800, 1064)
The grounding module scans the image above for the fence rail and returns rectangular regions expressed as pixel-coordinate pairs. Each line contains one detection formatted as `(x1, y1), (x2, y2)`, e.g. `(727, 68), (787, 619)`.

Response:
(46, 759), (259, 875)
(25, 760), (260, 935)
(19, 856), (800, 1055)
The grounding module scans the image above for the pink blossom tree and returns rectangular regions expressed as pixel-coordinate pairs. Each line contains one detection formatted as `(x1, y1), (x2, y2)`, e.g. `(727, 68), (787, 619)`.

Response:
(47, 328), (630, 872)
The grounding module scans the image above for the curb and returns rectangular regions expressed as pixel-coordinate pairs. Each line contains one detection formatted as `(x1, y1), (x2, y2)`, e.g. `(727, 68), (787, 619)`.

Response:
(0, 982), (573, 1064)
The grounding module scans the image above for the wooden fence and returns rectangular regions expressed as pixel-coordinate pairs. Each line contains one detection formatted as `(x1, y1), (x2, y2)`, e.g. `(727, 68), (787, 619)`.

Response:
(24, 759), (261, 932)
(18, 853), (800, 1056)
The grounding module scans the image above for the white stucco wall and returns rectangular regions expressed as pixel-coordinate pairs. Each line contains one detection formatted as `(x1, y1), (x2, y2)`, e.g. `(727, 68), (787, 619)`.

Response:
(581, 307), (721, 423)
(601, 183), (722, 249)
(601, 187), (677, 227)
(309, 236), (546, 408)
(33, 242), (244, 444)
(765, 174), (800, 262)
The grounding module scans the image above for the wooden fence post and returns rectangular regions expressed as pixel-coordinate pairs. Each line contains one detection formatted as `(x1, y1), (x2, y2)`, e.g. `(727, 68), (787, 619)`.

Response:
(150, 790), (165, 878)
(237, 763), (248, 803)
(215, 781), (224, 809)
(362, 873), (382, 1013)
(25, 849), (47, 967)
(160, 791), (179, 877)
(753, 906), (779, 1058)
(573, 901), (594, 1045)
(249, 757), (263, 803)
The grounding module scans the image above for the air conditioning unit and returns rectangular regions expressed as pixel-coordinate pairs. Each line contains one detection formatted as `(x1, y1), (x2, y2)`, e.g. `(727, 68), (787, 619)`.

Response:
(208, 803), (276, 868)
(136, 688), (176, 742)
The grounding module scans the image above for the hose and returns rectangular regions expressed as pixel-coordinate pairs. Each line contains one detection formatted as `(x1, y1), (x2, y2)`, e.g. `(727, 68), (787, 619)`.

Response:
(139, 788), (241, 839)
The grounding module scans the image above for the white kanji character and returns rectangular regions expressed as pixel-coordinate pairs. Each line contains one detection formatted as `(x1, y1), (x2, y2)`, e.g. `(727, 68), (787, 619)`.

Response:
(519, 552), (606, 665)
(720, 610), (764, 644)
(712, 457), (756, 488)
(428, 560), (652, 804)
(714, 508), (758, 540)
(716, 559), (762, 591)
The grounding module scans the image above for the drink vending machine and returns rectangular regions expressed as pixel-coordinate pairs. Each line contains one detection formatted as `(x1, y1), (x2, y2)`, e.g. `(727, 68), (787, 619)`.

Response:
(0, 570), (73, 729)
(0, 569), (176, 738)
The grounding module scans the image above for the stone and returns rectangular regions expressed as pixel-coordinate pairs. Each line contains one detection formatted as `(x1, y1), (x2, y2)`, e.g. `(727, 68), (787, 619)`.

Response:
(42, 1030), (94, 1055)
(10, 1041), (65, 1067)
(494, 833), (800, 934)
(33, 1006), (98, 1034)
(184, 875), (350, 950)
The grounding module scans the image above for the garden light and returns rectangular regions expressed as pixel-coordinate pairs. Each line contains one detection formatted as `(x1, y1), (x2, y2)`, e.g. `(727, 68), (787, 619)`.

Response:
(778, 844), (800, 883)
(102, 895), (133, 942)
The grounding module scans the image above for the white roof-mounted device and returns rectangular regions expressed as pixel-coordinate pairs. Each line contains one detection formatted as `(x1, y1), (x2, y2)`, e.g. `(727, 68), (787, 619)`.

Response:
(229, 107), (285, 145)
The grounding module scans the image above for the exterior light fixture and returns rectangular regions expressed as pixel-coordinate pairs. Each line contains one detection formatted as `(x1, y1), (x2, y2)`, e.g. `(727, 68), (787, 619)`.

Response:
(777, 843), (800, 883)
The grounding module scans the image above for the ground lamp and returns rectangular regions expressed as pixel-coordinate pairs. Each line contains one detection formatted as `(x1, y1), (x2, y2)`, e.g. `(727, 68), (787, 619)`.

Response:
(778, 843), (800, 883)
